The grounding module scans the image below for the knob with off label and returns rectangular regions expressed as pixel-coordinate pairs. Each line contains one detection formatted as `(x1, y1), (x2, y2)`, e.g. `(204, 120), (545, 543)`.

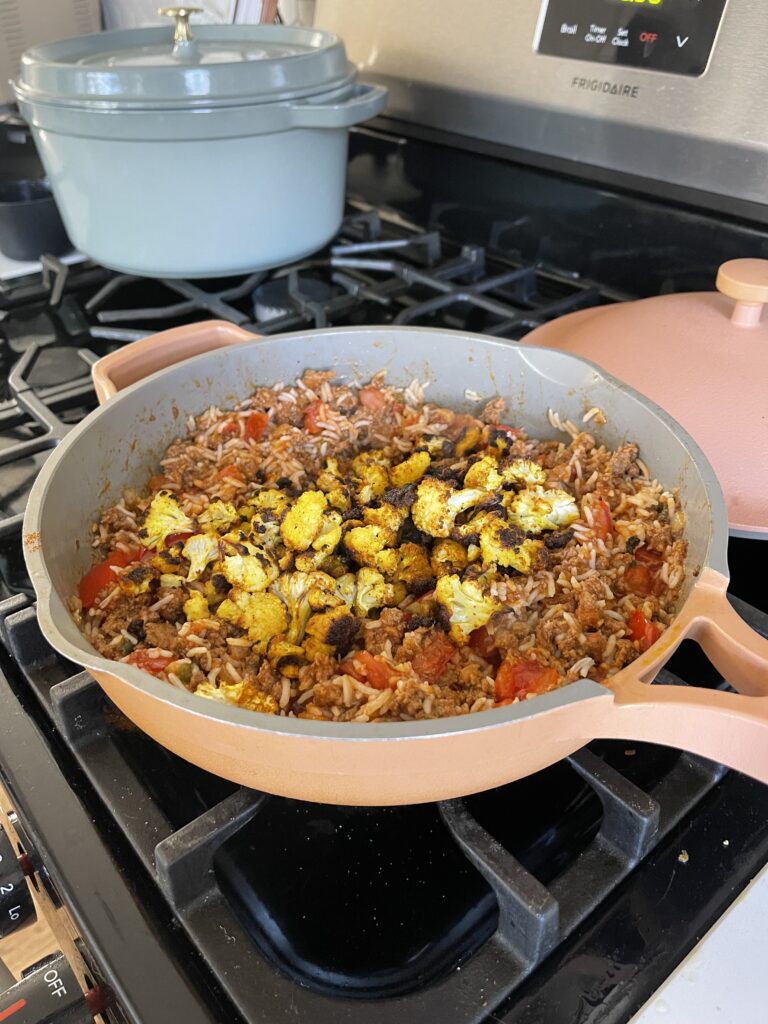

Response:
(0, 826), (34, 939)
(0, 952), (103, 1023)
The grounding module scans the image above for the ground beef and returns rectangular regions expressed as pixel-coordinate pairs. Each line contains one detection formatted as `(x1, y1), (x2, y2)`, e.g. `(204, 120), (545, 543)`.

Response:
(609, 442), (639, 478)
(364, 608), (412, 657)
(144, 621), (180, 650)
(575, 578), (604, 630)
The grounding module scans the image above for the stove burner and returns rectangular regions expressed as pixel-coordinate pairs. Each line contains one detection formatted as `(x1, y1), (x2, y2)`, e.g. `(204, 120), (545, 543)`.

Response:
(253, 274), (336, 324)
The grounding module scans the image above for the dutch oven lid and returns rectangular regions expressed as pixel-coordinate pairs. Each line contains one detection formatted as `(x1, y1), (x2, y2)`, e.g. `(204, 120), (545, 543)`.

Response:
(526, 259), (768, 539)
(16, 7), (354, 109)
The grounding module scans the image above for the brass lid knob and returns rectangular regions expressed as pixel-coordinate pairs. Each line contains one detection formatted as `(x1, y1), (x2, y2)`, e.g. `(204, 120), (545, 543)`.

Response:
(158, 6), (203, 44)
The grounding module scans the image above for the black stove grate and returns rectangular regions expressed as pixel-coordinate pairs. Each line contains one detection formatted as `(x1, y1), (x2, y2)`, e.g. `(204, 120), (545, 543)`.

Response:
(3, 592), (761, 1023)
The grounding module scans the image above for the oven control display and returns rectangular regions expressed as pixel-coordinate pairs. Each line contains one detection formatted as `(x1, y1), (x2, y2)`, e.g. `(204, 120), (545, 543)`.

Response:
(536, 0), (728, 77)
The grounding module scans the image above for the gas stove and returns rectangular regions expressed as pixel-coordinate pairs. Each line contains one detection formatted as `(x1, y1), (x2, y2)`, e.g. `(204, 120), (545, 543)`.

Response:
(1, 125), (768, 1024)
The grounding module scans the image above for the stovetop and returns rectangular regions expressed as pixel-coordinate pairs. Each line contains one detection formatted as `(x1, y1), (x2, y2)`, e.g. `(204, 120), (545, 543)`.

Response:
(2, 126), (768, 1024)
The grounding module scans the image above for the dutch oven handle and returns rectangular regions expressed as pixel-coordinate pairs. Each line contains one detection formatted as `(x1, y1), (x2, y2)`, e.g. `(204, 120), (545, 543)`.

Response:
(91, 321), (258, 404)
(594, 567), (768, 783)
(288, 83), (388, 130)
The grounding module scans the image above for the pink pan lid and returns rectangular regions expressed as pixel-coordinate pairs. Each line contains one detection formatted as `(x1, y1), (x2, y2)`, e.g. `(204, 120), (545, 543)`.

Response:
(526, 259), (768, 539)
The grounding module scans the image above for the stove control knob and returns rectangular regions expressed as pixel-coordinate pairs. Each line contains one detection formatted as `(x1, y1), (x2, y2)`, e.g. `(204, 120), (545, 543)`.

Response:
(0, 952), (105, 1023)
(0, 827), (34, 939)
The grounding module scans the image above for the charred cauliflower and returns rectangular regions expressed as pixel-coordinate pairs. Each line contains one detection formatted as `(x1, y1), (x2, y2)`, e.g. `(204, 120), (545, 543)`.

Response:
(390, 450), (431, 487)
(195, 678), (278, 714)
(411, 477), (487, 538)
(479, 517), (543, 574)
(182, 533), (220, 580)
(354, 567), (406, 617)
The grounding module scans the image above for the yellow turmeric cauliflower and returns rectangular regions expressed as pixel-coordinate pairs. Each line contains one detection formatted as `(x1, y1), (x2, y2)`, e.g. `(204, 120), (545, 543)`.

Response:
(221, 550), (278, 592)
(479, 518), (543, 574)
(390, 450), (431, 487)
(215, 588), (287, 652)
(506, 487), (579, 533)
(194, 678), (278, 714)
(280, 491), (328, 551)
(140, 490), (193, 550)
(199, 499), (237, 532)
(411, 478), (487, 538)
(435, 574), (500, 645)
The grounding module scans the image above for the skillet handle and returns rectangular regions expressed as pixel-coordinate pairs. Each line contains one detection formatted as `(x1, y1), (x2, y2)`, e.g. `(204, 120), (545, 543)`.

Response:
(91, 321), (258, 404)
(597, 566), (768, 783)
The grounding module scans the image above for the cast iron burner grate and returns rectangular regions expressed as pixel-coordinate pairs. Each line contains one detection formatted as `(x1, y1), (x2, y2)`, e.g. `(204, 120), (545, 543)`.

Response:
(2, 594), (765, 1021)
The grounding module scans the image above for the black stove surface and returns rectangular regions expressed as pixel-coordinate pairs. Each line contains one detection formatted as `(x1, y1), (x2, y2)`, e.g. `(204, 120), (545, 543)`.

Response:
(2, 127), (768, 1024)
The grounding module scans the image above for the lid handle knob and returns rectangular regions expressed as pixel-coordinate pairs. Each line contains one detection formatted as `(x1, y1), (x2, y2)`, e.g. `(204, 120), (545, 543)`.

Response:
(158, 6), (203, 44)
(716, 258), (768, 328)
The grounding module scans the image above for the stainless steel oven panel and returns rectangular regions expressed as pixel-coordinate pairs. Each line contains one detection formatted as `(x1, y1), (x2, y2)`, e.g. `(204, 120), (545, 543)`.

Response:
(313, 0), (768, 208)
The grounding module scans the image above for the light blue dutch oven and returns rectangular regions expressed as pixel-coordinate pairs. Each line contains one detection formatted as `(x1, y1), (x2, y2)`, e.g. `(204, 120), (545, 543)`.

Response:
(13, 10), (387, 278)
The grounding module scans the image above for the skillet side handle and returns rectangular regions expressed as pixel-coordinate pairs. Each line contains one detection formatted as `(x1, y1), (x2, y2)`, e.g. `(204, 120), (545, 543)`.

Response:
(91, 321), (259, 404)
(596, 566), (768, 784)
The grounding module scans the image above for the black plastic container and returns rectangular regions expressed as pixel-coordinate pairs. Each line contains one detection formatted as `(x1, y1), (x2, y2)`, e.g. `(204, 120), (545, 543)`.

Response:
(0, 179), (71, 261)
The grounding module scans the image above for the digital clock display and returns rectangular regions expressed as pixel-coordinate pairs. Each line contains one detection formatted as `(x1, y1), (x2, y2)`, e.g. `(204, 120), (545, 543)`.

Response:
(536, 0), (728, 78)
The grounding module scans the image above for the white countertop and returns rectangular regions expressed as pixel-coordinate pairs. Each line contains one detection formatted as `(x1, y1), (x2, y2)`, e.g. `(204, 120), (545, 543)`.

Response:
(631, 861), (768, 1023)
(0, 249), (84, 281)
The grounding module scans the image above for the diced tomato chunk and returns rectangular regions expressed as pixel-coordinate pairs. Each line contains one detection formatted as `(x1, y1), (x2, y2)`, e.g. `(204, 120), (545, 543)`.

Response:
(494, 658), (559, 704)
(627, 609), (662, 652)
(358, 387), (387, 412)
(126, 649), (175, 675)
(219, 419), (240, 437)
(303, 401), (324, 435)
(411, 632), (457, 683)
(79, 548), (144, 609)
(244, 411), (269, 442)
(634, 545), (663, 567)
(217, 465), (245, 483)
(339, 650), (394, 690)
(624, 564), (659, 597)
(469, 626), (499, 664)
(148, 474), (166, 491)
(592, 499), (614, 541)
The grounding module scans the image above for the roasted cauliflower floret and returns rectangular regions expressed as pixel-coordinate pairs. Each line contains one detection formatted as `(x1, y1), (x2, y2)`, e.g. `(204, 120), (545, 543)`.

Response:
(452, 510), (502, 546)
(140, 490), (194, 550)
(454, 425), (483, 457)
(464, 456), (503, 491)
(363, 503), (408, 535)
(198, 499), (237, 532)
(390, 450), (431, 488)
(354, 567), (406, 617)
(435, 574), (500, 645)
(506, 487), (579, 533)
(351, 451), (390, 504)
(247, 509), (282, 550)
(304, 606), (359, 658)
(411, 477), (487, 538)
(373, 548), (399, 578)
(280, 490), (327, 551)
(271, 570), (340, 644)
(247, 489), (291, 515)
(430, 539), (468, 578)
(183, 591), (209, 621)
(195, 678), (278, 714)
(312, 510), (343, 554)
(266, 639), (306, 678)
(344, 523), (396, 567)
(326, 484), (352, 512)
(397, 542), (435, 593)
(221, 550), (278, 593)
(328, 572), (353, 607)
(501, 459), (546, 487)
(118, 562), (157, 597)
(182, 533), (220, 581)
(479, 518), (544, 574)
(315, 457), (342, 493)
(215, 588), (287, 652)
